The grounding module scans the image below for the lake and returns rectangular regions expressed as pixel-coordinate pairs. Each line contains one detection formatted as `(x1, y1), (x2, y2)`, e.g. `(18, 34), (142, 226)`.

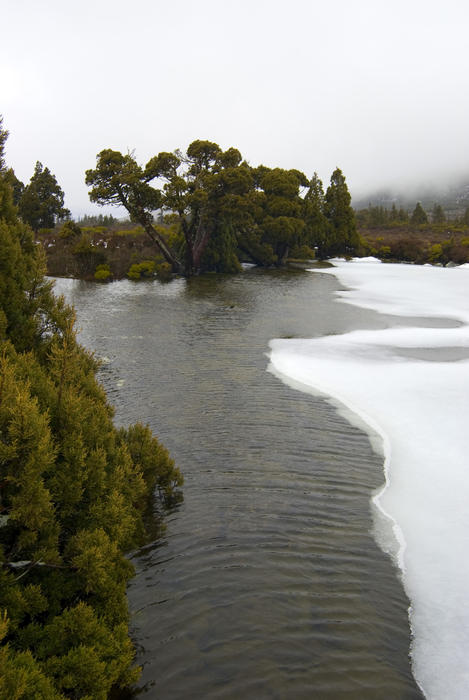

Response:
(54, 267), (423, 699)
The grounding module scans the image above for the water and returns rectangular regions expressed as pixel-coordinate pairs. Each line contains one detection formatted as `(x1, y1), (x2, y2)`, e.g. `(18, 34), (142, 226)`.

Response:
(269, 260), (469, 699)
(54, 268), (423, 699)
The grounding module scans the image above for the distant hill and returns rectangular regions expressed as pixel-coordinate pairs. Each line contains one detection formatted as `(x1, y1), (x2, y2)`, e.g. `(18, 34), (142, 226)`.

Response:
(352, 177), (469, 218)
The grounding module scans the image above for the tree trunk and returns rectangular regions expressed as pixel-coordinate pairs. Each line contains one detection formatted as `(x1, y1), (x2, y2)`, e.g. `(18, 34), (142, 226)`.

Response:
(142, 222), (182, 273)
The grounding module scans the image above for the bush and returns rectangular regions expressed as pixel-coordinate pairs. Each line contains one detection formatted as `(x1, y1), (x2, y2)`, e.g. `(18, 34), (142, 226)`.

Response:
(155, 262), (172, 280)
(127, 260), (156, 280)
(94, 264), (112, 281)
(288, 244), (315, 260)
(59, 221), (81, 239)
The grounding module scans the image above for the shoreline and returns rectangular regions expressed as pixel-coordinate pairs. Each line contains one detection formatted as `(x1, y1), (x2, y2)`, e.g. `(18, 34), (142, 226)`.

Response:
(268, 259), (469, 699)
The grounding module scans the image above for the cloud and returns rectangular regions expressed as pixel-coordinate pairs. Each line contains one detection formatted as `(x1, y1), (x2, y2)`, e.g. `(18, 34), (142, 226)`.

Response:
(2, 0), (469, 215)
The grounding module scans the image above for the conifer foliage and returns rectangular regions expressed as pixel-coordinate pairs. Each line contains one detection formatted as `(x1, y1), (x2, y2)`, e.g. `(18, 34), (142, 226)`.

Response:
(18, 161), (70, 232)
(0, 118), (182, 698)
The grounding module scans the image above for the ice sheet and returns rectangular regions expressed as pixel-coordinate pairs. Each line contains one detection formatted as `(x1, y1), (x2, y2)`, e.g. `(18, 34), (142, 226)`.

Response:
(269, 260), (469, 699)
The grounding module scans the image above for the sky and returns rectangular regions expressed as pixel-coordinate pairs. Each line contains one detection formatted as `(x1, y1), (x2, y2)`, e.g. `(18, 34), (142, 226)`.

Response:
(2, 0), (469, 217)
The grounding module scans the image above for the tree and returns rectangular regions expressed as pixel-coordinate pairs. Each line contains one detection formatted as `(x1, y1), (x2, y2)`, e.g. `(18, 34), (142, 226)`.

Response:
(86, 141), (254, 276)
(0, 119), (183, 697)
(432, 203), (445, 224)
(410, 201), (428, 226)
(323, 168), (359, 257)
(303, 172), (329, 256)
(18, 161), (70, 232)
(257, 167), (308, 264)
(4, 168), (24, 205)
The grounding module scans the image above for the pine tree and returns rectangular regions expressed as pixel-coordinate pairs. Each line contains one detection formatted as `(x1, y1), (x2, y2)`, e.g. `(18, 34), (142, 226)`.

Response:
(432, 204), (445, 224)
(303, 172), (329, 257)
(18, 161), (70, 232)
(410, 202), (428, 225)
(323, 168), (359, 257)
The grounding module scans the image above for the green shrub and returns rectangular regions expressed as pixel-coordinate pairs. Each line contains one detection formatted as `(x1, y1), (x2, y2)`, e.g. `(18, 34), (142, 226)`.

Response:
(94, 264), (112, 281)
(289, 244), (315, 260)
(127, 260), (156, 280)
(59, 221), (82, 239)
(155, 262), (172, 280)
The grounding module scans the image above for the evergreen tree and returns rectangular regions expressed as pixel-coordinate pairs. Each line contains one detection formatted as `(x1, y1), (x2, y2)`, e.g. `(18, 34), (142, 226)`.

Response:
(257, 167), (307, 264)
(431, 203), (445, 224)
(410, 201), (428, 225)
(86, 141), (255, 275)
(0, 119), (182, 697)
(18, 161), (70, 232)
(303, 172), (328, 256)
(323, 168), (359, 257)
(398, 207), (409, 223)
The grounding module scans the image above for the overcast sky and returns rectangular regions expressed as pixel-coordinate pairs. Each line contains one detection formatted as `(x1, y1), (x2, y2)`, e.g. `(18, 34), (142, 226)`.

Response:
(2, 0), (469, 216)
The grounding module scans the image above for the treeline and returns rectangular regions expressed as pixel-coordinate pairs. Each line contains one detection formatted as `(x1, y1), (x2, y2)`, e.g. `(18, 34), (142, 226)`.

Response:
(356, 200), (469, 265)
(10, 139), (360, 278)
(357, 201), (469, 228)
(0, 120), (182, 697)
(11, 134), (469, 282)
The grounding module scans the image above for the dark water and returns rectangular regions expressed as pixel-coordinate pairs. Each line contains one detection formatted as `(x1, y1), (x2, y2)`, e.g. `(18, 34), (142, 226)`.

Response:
(54, 268), (423, 699)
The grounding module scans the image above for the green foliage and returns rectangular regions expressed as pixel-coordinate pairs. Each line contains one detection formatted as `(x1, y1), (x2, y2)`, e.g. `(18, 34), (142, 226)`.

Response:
(77, 213), (117, 227)
(0, 122), (182, 697)
(410, 201), (428, 225)
(432, 204), (445, 224)
(18, 162), (70, 232)
(323, 168), (359, 257)
(303, 172), (328, 256)
(355, 204), (409, 228)
(289, 244), (315, 260)
(72, 234), (106, 277)
(115, 226), (144, 237)
(94, 264), (112, 281)
(155, 262), (173, 280)
(59, 221), (81, 239)
(127, 260), (156, 280)
(428, 243), (443, 263)
(86, 137), (379, 272)
(4, 169), (24, 206)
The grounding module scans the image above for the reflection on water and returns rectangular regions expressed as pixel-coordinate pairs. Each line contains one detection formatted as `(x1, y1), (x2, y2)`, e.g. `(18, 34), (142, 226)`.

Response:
(54, 269), (423, 699)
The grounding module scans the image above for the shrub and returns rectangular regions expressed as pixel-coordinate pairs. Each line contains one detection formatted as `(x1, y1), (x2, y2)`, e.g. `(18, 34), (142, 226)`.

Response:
(94, 264), (112, 281)
(59, 221), (82, 239)
(127, 260), (156, 280)
(289, 244), (315, 260)
(155, 262), (172, 280)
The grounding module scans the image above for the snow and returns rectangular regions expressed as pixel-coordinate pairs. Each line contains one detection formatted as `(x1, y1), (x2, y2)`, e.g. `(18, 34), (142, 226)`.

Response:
(269, 260), (469, 699)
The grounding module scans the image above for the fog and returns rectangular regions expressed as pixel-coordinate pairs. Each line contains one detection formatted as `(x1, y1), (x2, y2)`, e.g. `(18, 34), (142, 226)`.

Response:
(2, 0), (469, 216)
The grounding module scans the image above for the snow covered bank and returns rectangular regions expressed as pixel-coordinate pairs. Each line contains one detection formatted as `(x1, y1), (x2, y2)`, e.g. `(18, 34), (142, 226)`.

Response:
(269, 260), (469, 699)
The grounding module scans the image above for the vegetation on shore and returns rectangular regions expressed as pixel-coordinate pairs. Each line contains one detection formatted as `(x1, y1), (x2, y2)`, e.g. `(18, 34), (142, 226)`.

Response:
(356, 202), (469, 265)
(13, 137), (469, 281)
(84, 142), (360, 277)
(0, 120), (182, 697)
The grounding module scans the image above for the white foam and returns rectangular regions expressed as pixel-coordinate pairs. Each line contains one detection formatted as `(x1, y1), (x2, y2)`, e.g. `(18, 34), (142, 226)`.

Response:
(269, 260), (469, 699)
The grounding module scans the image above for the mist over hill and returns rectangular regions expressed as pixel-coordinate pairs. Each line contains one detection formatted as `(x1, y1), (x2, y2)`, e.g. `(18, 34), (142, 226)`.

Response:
(352, 176), (469, 217)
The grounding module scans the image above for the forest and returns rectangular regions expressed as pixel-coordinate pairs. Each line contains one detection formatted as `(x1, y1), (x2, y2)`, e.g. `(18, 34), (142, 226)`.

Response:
(0, 120), (183, 697)
(12, 140), (360, 279)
